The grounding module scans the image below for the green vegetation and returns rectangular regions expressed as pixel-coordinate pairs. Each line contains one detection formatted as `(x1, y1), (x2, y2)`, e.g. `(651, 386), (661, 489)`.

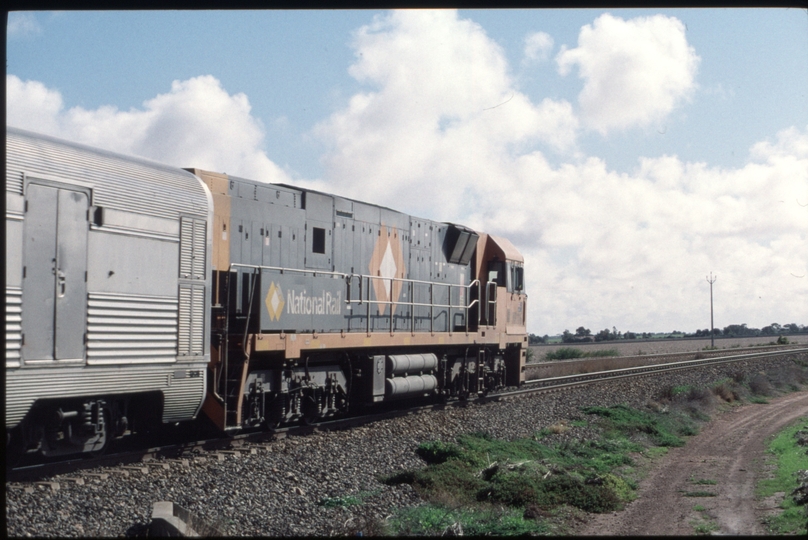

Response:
(317, 489), (380, 508)
(669, 385), (693, 397)
(369, 361), (808, 536)
(544, 347), (620, 361)
(758, 418), (808, 534)
(581, 404), (697, 447)
(390, 505), (549, 536)
(382, 403), (704, 535)
(691, 518), (720, 534)
(690, 478), (717, 485)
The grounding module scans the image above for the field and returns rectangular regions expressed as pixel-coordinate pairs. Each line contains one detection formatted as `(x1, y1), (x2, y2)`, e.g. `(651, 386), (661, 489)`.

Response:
(531, 335), (807, 359)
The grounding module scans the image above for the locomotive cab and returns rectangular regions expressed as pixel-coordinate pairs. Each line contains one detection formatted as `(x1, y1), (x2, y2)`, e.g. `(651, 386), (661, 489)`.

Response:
(474, 233), (528, 386)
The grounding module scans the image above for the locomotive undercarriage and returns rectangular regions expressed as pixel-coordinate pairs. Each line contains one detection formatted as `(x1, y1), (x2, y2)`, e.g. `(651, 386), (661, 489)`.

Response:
(229, 346), (509, 429)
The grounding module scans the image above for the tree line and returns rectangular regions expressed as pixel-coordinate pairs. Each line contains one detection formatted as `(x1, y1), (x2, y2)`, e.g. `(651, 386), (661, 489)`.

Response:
(528, 322), (808, 344)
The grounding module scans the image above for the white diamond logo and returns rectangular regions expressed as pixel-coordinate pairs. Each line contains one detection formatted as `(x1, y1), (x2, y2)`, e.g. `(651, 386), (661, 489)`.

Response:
(265, 282), (285, 321)
(380, 241), (397, 300)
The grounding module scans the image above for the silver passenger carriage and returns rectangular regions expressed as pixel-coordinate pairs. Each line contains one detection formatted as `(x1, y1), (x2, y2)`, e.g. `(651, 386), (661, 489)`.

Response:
(5, 127), (212, 457)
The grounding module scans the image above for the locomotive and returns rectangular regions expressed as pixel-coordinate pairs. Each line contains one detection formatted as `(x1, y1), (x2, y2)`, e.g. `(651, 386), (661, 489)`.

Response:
(5, 127), (527, 459)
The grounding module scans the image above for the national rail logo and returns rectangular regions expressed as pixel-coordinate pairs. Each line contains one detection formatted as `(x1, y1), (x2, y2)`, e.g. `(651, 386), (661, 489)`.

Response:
(265, 281), (285, 321)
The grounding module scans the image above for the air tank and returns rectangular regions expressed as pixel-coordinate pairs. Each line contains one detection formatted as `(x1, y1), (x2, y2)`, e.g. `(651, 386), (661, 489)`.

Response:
(385, 374), (438, 398)
(385, 353), (438, 376)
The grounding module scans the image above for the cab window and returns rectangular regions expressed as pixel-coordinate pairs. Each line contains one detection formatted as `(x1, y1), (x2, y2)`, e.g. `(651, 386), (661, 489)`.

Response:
(509, 263), (524, 293)
(487, 260), (506, 287)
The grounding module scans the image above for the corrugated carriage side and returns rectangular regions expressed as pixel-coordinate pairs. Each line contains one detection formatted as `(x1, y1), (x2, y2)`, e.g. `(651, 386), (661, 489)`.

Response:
(5, 127), (212, 457)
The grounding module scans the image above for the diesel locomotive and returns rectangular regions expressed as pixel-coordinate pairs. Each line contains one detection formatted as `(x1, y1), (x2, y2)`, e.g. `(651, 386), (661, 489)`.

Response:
(5, 127), (527, 459)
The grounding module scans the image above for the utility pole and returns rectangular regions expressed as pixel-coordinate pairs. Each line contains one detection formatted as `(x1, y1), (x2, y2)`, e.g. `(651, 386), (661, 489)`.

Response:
(706, 272), (717, 349)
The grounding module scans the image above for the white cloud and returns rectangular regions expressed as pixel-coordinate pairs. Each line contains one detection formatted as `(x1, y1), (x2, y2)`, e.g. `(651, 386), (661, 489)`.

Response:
(556, 13), (700, 135)
(7, 12), (42, 38)
(313, 9), (578, 218)
(524, 31), (554, 62)
(310, 10), (805, 333)
(7, 75), (63, 134)
(6, 74), (291, 183)
(517, 127), (808, 333)
(7, 10), (805, 336)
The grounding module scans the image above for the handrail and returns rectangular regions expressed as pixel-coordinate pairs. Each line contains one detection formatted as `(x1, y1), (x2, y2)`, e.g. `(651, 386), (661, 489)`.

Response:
(228, 263), (497, 334)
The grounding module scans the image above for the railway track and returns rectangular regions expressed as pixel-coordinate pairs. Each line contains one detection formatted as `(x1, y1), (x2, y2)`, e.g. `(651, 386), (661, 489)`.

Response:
(524, 344), (806, 379)
(9, 347), (808, 485)
(515, 347), (808, 395)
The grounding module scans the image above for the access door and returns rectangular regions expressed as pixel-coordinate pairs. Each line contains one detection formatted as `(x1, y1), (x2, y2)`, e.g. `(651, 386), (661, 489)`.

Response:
(22, 183), (89, 362)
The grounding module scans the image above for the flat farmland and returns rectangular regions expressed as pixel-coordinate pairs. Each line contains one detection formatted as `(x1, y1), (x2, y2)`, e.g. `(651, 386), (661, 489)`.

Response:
(530, 335), (808, 359)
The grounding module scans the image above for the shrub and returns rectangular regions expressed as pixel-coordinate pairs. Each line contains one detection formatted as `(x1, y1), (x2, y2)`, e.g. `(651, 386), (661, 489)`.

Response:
(601, 473), (636, 502)
(410, 459), (489, 505)
(749, 374), (773, 396)
(769, 365), (808, 390)
(588, 349), (620, 358)
(545, 348), (585, 361)
(390, 504), (548, 536)
(546, 422), (569, 435)
(581, 404), (689, 447)
(686, 386), (714, 405)
(483, 473), (622, 513)
(417, 440), (462, 464)
(712, 382), (738, 402)
(382, 469), (416, 485)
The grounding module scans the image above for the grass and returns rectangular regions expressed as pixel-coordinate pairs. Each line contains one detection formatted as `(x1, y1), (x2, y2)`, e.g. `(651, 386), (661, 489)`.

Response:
(758, 418), (808, 534)
(691, 518), (720, 534)
(580, 403), (697, 447)
(382, 403), (702, 535)
(690, 478), (717, 485)
(670, 385), (693, 396)
(544, 347), (620, 361)
(317, 489), (380, 508)
(690, 502), (719, 535)
(377, 362), (808, 536)
(390, 504), (549, 536)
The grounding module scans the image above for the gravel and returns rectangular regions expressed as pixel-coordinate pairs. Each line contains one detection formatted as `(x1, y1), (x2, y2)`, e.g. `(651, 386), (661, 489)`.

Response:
(6, 353), (806, 537)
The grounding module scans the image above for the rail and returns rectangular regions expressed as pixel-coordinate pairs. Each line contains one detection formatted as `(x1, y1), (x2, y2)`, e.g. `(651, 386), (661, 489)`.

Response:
(10, 347), (807, 482)
(519, 347), (808, 390)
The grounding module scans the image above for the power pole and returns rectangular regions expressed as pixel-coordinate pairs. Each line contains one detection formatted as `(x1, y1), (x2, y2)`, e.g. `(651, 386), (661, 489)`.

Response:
(706, 272), (717, 349)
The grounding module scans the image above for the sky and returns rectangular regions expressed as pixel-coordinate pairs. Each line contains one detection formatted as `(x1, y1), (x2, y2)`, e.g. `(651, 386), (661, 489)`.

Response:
(7, 8), (808, 336)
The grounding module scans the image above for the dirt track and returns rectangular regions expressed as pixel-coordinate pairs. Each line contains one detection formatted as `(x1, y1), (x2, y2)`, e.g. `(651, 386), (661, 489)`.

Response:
(578, 391), (808, 536)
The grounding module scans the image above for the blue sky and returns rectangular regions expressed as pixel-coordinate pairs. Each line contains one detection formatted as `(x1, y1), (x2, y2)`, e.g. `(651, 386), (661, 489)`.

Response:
(7, 9), (808, 335)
